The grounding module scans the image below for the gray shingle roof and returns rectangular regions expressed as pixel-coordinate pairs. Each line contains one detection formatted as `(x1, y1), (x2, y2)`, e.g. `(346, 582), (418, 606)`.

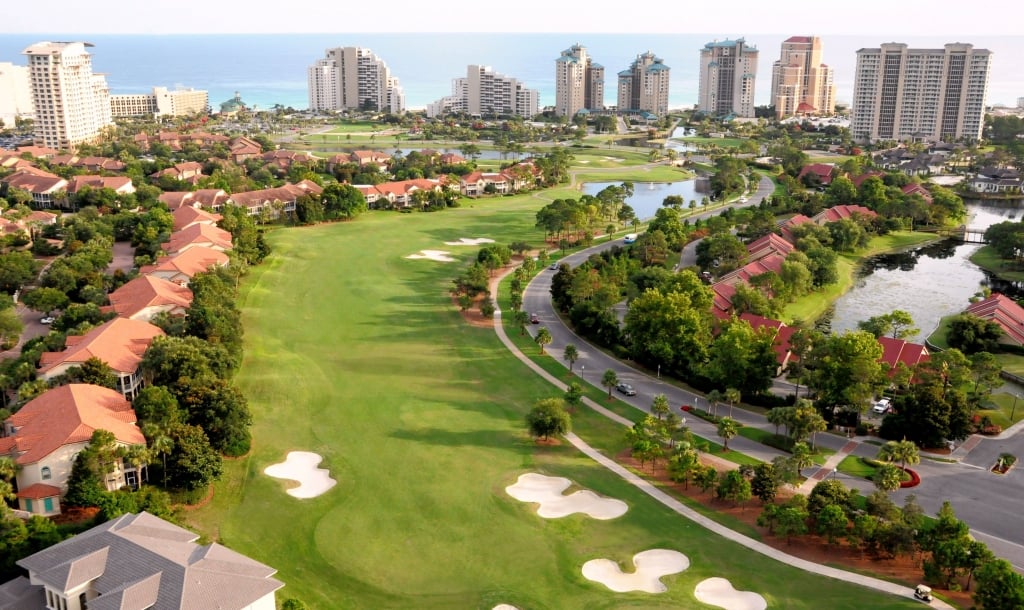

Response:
(11, 512), (283, 610)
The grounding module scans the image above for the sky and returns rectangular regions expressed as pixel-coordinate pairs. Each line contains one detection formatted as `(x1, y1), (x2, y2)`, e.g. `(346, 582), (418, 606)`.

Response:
(3, 0), (1022, 35)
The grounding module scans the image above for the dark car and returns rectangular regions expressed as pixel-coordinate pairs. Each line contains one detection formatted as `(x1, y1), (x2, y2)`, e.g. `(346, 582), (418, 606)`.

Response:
(615, 382), (636, 396)
(530, 313), (540, 324)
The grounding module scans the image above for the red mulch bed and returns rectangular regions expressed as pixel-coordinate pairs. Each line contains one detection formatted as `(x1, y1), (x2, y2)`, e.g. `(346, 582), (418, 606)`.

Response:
(614, 448), (973, 608)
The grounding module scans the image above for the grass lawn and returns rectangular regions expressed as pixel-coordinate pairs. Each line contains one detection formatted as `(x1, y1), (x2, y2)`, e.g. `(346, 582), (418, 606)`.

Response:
(673, 136), (746, 148)
(927, 314), (956, 350)
(978, 392), (1024, 429)
(837, 456), (881, 479)
(325, 121), (386, 133)
(183, 193), (926, 608)
(969, 245), (1024, 282)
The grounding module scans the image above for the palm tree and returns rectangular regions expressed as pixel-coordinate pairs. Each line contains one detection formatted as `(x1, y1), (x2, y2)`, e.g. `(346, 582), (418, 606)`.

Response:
(602, 369), (619, 399)
(707, 390), (723, 417)
(143, 423), (174, 488)
(562, 343), (579, 373)
(724, 388), (741, 419)
(878, 439), (920, 471)
(717, 417), (739, 451)
(790, 441), (814, 474)
(535, 327), (552, 354)
(874, 464), (903, 495)
(124, 445), (152, 488)
(651, 394), (671, 420)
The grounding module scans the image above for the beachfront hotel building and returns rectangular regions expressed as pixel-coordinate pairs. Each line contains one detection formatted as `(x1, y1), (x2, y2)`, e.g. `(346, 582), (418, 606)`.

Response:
(852, 43), (991, 143)
(426, 65), (538, 118)
(0, 62), (33, 127)
(770, 36), (835, 119)
(110, 86), (209, 118)
(554, 44), (604, 118)
(617, 51), (671, 117)
(697, 38), (759, 118)
(22, 41), (112, 150)
(307, 46), (405, 113)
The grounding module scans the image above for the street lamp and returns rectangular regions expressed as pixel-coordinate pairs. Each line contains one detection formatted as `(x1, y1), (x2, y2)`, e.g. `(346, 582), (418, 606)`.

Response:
(657, 364), (661, 379)
(830, 468), (837, 480)
(1013, 393), (1019, 421)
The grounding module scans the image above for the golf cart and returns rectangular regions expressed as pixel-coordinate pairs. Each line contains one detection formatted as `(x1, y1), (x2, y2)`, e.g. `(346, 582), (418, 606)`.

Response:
(914, 584), (933, 602)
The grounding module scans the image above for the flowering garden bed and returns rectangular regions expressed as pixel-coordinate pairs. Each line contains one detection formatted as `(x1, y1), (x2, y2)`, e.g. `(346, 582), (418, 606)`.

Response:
(899, 467), (921, 488)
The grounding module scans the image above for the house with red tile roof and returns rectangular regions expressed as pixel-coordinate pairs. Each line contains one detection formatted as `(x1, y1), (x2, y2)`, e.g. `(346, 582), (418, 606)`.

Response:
(227, 181), (323, 218)
(66, 175), (136, 196)
(1, 167), (68, 208)
(964, 293), (1024, 346)
(172, 205), (222, 231)
(76, 156), (126, 172)
(710, 282), (737, 319)
(158, 188), (230, 211)
(150, 161), (205, 185)
(15, 145), (59, 159)
(777, 214), (814, 243)
(38, 318), (165, 400)
(797, 163), (836, 187)
(104, 275), (193, 322)
(461, 170), (510, 195)
(901, 183), (933, 203)
(164, 222), (233, 255)
(877, 336), (930, 375)
(1, 512), (284, 608)
(812, 204), (877, 225)
(355, 178), (445, 209)
(746, 233), (794, 261)
(0, 150), (34, 169)
(261, 150), (318, 172)
(349, 150), (392, 167)
(229, 136), (262, 163)
(0, 384), (146, 515)
(850, 170), (887, 188)
(738, 312), (799, 372)
(717, 253), (788, 287)
(439, 152), (466, 165)
(139, 246), (230, 285)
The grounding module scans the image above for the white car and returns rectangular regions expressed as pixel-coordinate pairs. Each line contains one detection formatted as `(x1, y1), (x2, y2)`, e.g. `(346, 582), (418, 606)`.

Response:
(871, 398), (892, 415)
(623, 233), (638, 244)
(39, 316), (55, 325)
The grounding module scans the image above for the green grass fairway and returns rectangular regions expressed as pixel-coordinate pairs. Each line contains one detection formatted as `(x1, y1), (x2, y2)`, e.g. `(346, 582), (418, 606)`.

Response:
(185, 197), (925, 608)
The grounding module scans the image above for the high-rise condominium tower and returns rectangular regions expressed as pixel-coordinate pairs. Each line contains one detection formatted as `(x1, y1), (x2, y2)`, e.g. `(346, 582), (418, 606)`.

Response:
(0, 62), (33, 127)
(852, 42), (991, 143)
(554, 44), (604, 118)
(697, 39), (758, 118)
(308, 47), (405, 113)
(427, 65), (538, 118)
(22, 42), (112, 150)
(617, 51), (671, 116)
(770, 36), (835, 119)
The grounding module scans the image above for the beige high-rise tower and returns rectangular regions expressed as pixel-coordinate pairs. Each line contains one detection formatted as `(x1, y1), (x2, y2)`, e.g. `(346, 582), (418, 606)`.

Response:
(308, 47), (405, 113)
(554, 44), (604, 118)
(697, 39), (758, 118)
(617, 51), (670, 116)
(852, 42), (991, 143)
(770, 36), (835, 119)
(22, 42), (112, 150)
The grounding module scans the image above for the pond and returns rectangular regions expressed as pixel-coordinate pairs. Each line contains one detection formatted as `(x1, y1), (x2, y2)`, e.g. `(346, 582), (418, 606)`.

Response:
(581, 179), (707, 221)
(826, 202), (1024, 343)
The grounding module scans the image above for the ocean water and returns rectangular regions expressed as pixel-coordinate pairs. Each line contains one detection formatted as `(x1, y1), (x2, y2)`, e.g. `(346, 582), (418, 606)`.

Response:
(1, 33), (1021, 112)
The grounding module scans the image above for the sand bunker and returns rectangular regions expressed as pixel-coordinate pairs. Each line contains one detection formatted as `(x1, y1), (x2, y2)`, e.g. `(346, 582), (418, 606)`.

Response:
(492, 605), (519, 610)
(505, 473), (627, 520)
(264, 451), (337, 499)
(406, 249), (455, 262)
(694, 577), (767, 610)
(581, 549), (689, 593)
(443, 237), (496, 246)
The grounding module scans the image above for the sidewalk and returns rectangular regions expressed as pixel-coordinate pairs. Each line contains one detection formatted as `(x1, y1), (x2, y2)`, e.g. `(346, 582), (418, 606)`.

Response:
(490, 286), (953, 608)
(798, 440), (859, 493)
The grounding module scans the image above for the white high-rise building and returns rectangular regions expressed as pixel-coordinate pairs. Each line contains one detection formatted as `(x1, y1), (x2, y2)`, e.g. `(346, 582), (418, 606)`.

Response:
(617, 51), (671, 116)
(554, 44), (604, 118)
(307, 47), (405, 113)
(0, 62), (33, 128)
(697, 38), (759, 118)
(852, 42), (991, 143)
(770, 36), (835, 119)
(427, 65), (538, 119)
(22, 42), (112, 150)
(110, 86), (209, 118)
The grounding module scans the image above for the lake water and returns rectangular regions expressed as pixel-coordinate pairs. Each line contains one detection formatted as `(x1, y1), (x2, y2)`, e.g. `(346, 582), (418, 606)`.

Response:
(828, 202), (1024, 342)
(582, 179), (705, 221)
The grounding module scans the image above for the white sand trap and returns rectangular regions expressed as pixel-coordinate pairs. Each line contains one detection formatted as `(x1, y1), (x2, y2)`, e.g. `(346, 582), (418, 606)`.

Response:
(492, 605), (519, 610)
(694, 577), (767, 610)
(443, 237), (496, 246)
(505, 473), (627, 520)
(406, 249), (455, 262)
(582, 549), (689, 593)
(264, 451), (336, 499)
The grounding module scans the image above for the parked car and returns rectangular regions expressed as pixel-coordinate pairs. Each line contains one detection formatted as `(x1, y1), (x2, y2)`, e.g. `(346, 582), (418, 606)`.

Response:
(871, 397), (892, 415)
(615, 382), (637, 396)
(530, 313), (540, 324)
(39, 316), (55, 325)
(623, 233), (638, 244)
(549, 263), (559, 270)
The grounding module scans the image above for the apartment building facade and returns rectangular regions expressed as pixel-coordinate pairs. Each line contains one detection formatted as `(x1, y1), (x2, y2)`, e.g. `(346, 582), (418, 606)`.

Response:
(110, 86), (209, 118)
(770, 36), (835, 118)
(22, 41), (112, 150)
(427, 65), (538, 118)
(0, 62), (33, 127)
(697, 38), (759, 118)
(554, 44), (604, 118)
(617, 51), (671, 116)
(852, 43), (991, 143)
(308, 46), (405, 113)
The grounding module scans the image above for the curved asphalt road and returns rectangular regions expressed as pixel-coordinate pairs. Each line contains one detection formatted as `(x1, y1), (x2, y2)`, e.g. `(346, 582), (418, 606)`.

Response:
(522, 172), (1024, 571)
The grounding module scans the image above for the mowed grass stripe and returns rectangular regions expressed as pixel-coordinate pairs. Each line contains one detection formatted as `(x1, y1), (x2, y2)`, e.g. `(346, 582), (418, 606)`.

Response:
(185, 194), (924, 609)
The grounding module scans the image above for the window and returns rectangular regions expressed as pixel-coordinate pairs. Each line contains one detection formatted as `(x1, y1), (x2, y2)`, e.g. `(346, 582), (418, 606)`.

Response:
(41, 466), (51, 480)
